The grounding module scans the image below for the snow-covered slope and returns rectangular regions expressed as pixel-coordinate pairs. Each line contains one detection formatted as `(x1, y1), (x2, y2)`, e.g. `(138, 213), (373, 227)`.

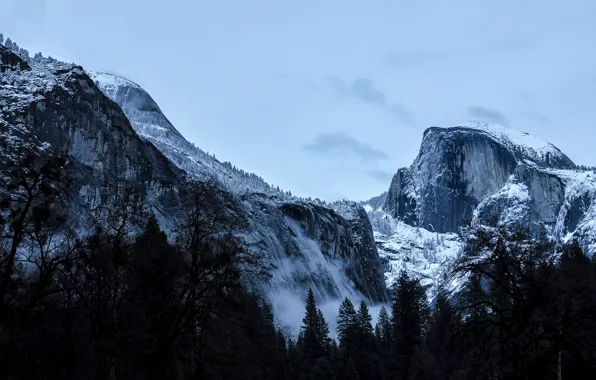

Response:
(89, 72), (289, 197)
(365, 123), (596, 292)
(88, 72), (389, 312)
(442, 121), (573, 168)
(474, 165), (596, 252)
(1, 41), (388, 338)
(0, 45), (184, 233)
(386, 122), (576, 234)
(362, 199), (463, 297)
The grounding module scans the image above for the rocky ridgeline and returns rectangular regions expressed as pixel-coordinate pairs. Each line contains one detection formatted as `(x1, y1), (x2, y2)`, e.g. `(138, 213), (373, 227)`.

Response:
(0, 44), (389, 322)
(366, 122), (596, 294)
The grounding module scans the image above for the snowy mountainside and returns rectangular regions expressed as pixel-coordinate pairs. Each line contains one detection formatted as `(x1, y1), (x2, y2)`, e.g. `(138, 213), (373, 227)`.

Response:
(474, 166), (596, 253)
(363, 201), (463, 297)
(0, 45), (183, 233)
(385, 122), (577, 234)
(365, 123), (596, 292)
(89, 72), (290, 198)
(88, 71), (389, 310)
(443, 121), (574, 169)
(0, 39), (389, 335)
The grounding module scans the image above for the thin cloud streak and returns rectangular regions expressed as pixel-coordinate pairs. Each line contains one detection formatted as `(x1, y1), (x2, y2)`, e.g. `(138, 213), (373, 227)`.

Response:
(304, 132), (389, 163)
(327, 77), (415, 126)
(467, 106), (510, 126)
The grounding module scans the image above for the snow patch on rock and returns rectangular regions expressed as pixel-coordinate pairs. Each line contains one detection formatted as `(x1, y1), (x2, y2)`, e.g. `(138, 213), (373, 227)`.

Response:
(442, 121), (572, 168)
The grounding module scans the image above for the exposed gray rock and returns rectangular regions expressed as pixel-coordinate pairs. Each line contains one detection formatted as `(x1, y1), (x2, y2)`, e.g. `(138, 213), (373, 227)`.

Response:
(385, 126), (520, 232)
(1, 49), (388, 311)
(385, 168), (418, 226)
(88, 73), (389, 304)
(380, 121), (596, 261)
(516, 165), (565, 232)
(0, 45), (30, 72)
(473, 164), (565, 236)
(0, 48), (182, 233)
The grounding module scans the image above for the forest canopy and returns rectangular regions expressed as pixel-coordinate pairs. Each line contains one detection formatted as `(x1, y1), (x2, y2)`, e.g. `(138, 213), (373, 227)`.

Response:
(1, 153), (596, 380)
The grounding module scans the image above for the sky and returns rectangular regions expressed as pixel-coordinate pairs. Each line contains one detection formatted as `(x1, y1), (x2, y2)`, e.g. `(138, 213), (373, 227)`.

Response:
(1, 0), (596, 202)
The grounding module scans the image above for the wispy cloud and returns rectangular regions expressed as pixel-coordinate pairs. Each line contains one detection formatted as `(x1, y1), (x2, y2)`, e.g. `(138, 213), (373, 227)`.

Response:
(327, 77), (415, 125)
(304, 132), (389, 163)
(350, 78), (387, 105)
(467, 106), (510, 126)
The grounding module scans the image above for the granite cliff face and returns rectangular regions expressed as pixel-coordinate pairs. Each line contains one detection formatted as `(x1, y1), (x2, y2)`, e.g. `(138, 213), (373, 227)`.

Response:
(367, 122), (596, 294)
(0, 46), (182, 231)
(87, 73), (389, 305)
(0, 46), (388, 328)
(243, 199), (388, 305)
(384, 123), (575, 233)
(88, 72), (279, 193)
(472, 164), (596, 253)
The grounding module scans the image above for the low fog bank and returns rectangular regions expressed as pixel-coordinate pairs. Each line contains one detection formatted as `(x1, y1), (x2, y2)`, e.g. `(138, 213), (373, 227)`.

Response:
(269, 289), (390, 339)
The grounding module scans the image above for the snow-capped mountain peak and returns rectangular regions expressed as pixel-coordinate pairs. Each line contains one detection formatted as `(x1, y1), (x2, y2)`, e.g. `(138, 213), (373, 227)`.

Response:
(425, 121), (574, 169)
(89, 71), (295, 198)
(89, 72), (145, 100)
(365, 123), (596, 295)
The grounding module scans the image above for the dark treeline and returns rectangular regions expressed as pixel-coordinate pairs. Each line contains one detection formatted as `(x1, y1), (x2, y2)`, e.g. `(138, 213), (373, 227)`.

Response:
(2, 151), (596, 380)
(0, 150), (277, 379)
(283, 230), (596, 380)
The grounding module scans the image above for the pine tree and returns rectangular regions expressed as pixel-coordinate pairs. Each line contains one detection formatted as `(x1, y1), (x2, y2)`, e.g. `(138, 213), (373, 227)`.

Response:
(337, 298), (358, 347)
(259, 301), (278, 376)
(374, 324), (382, 342)
(377, 306), (392, 350)
(391, 271), (430, 380)
(357, 300), (374, 348)
(300, 288), (327, 362)
(551, 242), (596, 380)
(287, 337), (296, 357)
(317, 309), (331, 352)
(374, 305), (392, 379)
(351, 300), (378, 380)
(125, 214), (182, 379)
(424, 292), (458, 380)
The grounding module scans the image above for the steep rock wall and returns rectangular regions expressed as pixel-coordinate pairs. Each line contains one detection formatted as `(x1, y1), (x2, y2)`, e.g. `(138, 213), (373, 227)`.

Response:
(89, 72), (389, 303)
(0, 49), (182, 231)
(385, 127), (519, 232)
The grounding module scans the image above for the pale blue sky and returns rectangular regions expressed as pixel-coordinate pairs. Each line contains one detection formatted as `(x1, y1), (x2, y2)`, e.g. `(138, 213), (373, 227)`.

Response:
(2, 0), (596, 201)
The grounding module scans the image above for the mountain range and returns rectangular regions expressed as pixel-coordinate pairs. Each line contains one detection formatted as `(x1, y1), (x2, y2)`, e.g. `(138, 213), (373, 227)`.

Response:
(2, 40), (596, 327)
(363, 121), (596, 296)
